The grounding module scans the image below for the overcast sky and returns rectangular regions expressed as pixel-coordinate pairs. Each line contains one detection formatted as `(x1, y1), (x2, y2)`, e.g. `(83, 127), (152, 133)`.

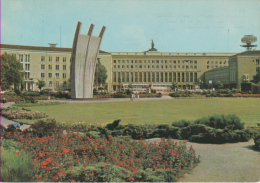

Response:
(1, 0), (260, 53)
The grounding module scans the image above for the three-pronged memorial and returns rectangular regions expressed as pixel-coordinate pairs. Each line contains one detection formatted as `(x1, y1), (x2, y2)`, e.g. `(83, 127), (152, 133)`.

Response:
(70, 22), (106, 99)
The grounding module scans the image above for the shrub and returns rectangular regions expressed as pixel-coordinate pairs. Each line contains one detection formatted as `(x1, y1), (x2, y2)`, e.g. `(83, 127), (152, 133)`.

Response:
(172, 120), (191, 128)
(194, 114), (244, 130)
(156, 93), (162, 97)
(22, 91), (41, 96)
(1, 139), (35, 182)
(254, 135), (260, 150)
(30, 118), (62, 137)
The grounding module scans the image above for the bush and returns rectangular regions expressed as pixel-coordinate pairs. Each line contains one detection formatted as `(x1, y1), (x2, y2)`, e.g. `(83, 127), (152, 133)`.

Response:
(1, 139), (35, 182)
(112, 92), (128, 98)
(30, 119), (62, 137)
(22, 91), (41, 96)
(156, 93), (162, 97)
(194, 114), (244, 130)
(172, 120), (191, 128)
(254, 135), (260, 150)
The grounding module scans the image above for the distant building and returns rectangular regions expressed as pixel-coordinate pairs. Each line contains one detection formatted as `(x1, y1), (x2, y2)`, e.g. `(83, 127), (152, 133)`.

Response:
(204, 50), (260, 91)
(5, 43), (259, 93)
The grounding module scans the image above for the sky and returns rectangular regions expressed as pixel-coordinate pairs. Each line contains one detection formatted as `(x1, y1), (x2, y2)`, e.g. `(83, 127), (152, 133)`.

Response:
(1, 0), (260, 53)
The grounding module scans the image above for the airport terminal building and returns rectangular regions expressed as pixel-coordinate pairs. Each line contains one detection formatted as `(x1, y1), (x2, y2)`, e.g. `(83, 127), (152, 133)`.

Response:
(1, 43), (259, 93)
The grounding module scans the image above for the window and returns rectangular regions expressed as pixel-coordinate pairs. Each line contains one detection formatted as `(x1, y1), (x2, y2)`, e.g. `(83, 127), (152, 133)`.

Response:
(224, 61), (226, 64)
(135, 65), (137, 69)
(56, 57), (59, 62)
(48, 65), (52, 70)
(178, 61), (180, 64)
(186, 66), (189, 69)
(211, 61), (214, 64)
(113, 60), (116, 63)
(211, 66), (214, 68)
(127, 65), (129, 69)
(63, 57), (66, 62)
(161, 65), (163, 69)
(113, 72), (116, 82)
(178, 65), (180, 69)
(220, 61), (222, 64)
(122, 65), (125, 69)
(144, 65), (146, 69)
(156, 65), (159, 69)
(215, 66), (218, 68)
(25, 55), (30, 62)
(126, 60), (129, 64)
(55, 81), (59, 87)
(144, 60), (146, 64)
(41, 73), (45, 78)
(190, 61), (193, 64)
(148, 60), (151, 63)
(63, 65), (66, 70)
(63, 73), (66, 79)
(152, 65), (155, 69)
(148, 65), (150, 69)
(182, 66), (184, 69)
(135, 60), (138, 64)
(48, 73), (52, 78)
(173, 65), (176, 69)
(49, 56), (52, 62)
(55, 73), (59, 79)
(122, 60), (125, 64)
(118, 60), (120, 64)
(186, 61), (188, 65)
(25, 72), (30, 79)
(131, 65), (133, 69)
(152, 60), (155, 64)
(169, 60), (172, 64)
(56, 65), (59, 70)
(182, 61), (184, 64)
(156, 60), (159, 64)
(194, 61), (197, 64)
(194, 66), (197, 69)
(165, 60), (167, 64)
(62, 81), (66, 87)
(207, 61), (209, 64)
(113, 65), (116, 69)
(19, 55), (23, 62)
(118, 65), (120, 69)
(25, 64), (30, 71)
(256, 59), (260, 65)
(131, 60), (134, 64)
(173, 61), (176, 64)
(190, 66), (193, 69)
(41, 65), (45, 70)
(48, 81), (52, 87)
(215, 61), (218, 64)
(139, 60), (142, 64)
(169, 65), (172, 69)
(41, 56), (45, 61)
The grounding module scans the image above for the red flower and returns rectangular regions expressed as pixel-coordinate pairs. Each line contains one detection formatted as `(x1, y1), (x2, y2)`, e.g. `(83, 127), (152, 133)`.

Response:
(70, 167), (73, 170)
(104, 165), (108, 169)
(37, 175), (42, 179)
(108, 135), (112, 138)
(127, 177), (135, 182)
(15, 151), (21, 155)
(113, 157), (117, 161)
(71, 180), (76, 182)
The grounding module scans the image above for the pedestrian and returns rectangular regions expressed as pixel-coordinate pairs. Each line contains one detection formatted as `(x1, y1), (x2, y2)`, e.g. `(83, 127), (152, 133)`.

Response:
(130, 94), (132, 101)
(137, 94), (139, 100)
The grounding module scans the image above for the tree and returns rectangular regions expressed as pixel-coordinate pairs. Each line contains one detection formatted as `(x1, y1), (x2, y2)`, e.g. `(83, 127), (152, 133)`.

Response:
(215, 81), (223, 89)
(36, 79), (46, 91)
(128, 82), (133, 89)
(94, 59), (108, 86)
(56, 78), (71, 91)
(171, 82), (179, 91)
(251, 70), (260, 84)
(1, 52), (23, 91)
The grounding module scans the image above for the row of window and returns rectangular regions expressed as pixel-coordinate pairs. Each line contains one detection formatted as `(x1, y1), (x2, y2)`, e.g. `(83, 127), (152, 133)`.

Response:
(207, 61), (227, 64)
(41, 73), (67, 79)
(48, 81), (67, 87)
(207, 65), (224, 69)
(19, 54), (30, 62)
(41, 56), (70, 62)
(113, 65), (198, 70)
(113, 60), (198, 64)
(113, 71), (198, 83)
(41, 65), (67, 71)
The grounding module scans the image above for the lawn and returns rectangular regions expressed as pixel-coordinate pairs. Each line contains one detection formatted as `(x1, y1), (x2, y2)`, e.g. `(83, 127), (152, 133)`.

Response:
(16, 98), (260, 127)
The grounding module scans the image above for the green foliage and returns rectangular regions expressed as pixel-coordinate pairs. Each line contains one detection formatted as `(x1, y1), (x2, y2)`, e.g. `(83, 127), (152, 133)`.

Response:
(1, 52), (23, 90)
(156, 93), (162, 97)
(169, 91), (191, 97)
(215, 81), (223, 89)
(22, 91), (41, 96)
(194, 114), (244, 130)
(128, 82), (133, 88)
(15, 101), (62, 107)
(112, 91), (128, 98)
(254, 134), (260, 150)
(172, 120), (191, 127)
(36, 79), (46, 91)
(171, 82), (179, 90)
(251, 72), (260, 84)
(1, 139), (35, 182)
(30, 119), (62, 137)
(94, 59), (108, 85)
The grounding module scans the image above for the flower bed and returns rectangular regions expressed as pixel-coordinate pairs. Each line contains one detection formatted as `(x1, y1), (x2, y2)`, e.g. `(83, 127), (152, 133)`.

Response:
(31, 96), (49, 100)
(234, 94), (260, 97)
(3, 132), (200, 182)
(93, 95), (111, 98)
(1, 97), (24, 102)
(1, 109), (48, 120)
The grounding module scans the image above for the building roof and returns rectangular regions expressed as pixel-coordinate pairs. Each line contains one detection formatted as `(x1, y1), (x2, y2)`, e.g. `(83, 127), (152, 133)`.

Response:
(0, 44), (107, 53)
(233, 50), (260, 57)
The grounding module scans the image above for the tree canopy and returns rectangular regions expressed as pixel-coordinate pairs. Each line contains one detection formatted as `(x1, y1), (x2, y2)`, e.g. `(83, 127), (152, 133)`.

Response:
(94, 59), (108, 86)
(171, 82), (179, 90)
(1, 52), (23, 91)
(36, 79), (46, 91)
(251, 71), (260, 84)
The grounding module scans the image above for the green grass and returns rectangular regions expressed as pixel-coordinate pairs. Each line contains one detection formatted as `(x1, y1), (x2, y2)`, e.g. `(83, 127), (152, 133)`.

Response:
(16, 98), (260, 127)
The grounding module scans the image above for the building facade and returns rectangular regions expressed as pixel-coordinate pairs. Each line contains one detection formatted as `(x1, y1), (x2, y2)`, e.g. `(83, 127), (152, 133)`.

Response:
(1, 43), (240, 93)
(204, 50), (260, 90)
